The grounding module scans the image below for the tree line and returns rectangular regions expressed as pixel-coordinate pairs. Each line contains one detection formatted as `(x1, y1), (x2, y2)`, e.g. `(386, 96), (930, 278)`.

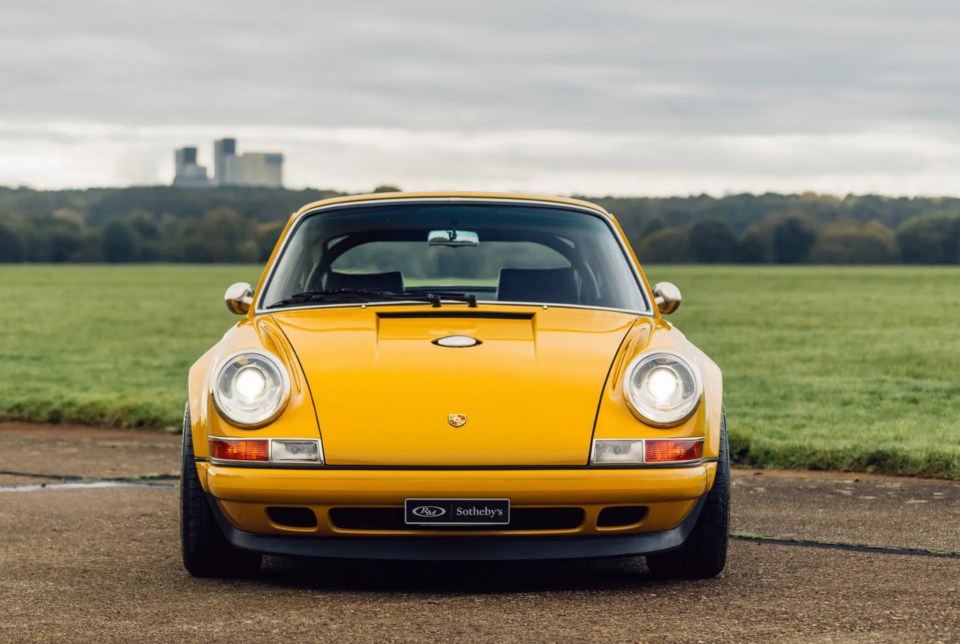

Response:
(0, 186), (959, 264)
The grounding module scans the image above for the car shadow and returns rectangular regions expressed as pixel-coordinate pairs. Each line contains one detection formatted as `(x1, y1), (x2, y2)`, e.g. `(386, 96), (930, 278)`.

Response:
(253, 555), (673, 593)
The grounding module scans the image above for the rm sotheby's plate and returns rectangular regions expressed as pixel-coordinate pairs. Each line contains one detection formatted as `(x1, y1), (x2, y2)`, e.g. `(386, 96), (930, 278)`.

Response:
(404, 498), (510, 526)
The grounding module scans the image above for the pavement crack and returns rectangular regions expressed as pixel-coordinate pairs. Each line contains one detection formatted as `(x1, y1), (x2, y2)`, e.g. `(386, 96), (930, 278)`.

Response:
(0, 469), (179, 491)
(0, 469), (84, 481)
(0, 480), (177, 492)
(732, 532), (960, 559)
(0, 469), (178, 482)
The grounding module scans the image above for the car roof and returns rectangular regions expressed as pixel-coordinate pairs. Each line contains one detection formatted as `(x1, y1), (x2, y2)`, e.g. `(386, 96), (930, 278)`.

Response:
(290, 192), (611, 221)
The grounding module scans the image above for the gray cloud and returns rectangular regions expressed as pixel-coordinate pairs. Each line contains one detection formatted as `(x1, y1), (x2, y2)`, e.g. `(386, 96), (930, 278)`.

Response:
(1, 0), (959, 192)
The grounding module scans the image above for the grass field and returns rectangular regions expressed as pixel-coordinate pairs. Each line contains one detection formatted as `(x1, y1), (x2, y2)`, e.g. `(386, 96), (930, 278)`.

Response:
(648, 266), (960, 479)
(0, 265), (260, 430)
(1, 264), (958, 478)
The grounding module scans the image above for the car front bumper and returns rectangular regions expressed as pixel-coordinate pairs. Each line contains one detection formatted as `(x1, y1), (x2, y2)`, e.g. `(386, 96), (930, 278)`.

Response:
(198, 461), (717, 560)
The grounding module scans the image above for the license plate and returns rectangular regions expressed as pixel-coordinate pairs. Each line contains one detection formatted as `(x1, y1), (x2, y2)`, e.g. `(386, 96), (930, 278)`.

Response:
(404, 498), (510, 526)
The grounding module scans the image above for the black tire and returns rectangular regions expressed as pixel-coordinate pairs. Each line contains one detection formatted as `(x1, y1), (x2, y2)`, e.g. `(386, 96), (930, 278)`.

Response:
(180, 404), (262, 578)
(646, 408), (730, 580)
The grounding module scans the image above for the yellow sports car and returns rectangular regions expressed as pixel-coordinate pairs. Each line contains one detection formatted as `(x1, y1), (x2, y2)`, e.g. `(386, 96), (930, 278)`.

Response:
(181, 192), (728, 579)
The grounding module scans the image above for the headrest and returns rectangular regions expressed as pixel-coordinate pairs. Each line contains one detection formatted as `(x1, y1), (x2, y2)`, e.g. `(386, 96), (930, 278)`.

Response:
(324, 270), (404, 294)
(497, 267), (578, 305)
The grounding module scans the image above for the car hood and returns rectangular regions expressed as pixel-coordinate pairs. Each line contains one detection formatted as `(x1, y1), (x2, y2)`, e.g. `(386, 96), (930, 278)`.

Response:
(270, 306), (643, 466)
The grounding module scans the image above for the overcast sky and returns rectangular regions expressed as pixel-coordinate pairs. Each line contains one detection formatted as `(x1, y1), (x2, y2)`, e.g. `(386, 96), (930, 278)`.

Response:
(2, 0), (959, 195)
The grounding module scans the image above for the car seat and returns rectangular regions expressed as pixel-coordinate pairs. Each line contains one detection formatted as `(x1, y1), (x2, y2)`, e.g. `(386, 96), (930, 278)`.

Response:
(497, 268), (579, 305)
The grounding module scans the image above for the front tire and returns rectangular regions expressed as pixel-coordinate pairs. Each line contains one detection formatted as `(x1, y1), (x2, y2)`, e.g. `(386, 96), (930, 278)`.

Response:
(646, 408), (730, 579)
(180, 404), (262, 578)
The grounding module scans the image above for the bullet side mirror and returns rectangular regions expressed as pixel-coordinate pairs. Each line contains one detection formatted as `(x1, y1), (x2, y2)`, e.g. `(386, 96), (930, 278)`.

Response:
(224, 282), (254, 315)
(653, 281), (681, 315)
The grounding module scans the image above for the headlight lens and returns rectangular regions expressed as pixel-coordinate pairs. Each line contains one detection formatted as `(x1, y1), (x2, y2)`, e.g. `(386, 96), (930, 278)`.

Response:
(212, 350), (290, 428)
(623, 350), (702, 427)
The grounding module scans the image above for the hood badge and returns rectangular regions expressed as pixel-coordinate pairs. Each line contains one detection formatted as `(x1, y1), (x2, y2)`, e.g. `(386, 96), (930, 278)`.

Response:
(448, 414), (467, 428)
(433, 335), (481, 348)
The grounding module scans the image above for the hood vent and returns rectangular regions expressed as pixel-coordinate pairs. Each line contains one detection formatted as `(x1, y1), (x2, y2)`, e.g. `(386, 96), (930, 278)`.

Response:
(377, 311), (534, 320)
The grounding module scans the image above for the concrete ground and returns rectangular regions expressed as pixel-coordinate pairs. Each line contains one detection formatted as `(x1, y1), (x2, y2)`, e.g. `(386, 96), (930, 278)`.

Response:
(1, 424), (958, 643)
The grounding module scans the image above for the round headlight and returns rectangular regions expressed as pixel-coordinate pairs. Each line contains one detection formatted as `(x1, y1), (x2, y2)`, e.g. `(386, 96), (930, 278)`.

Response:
(212, 350), (290, 428)
(623, 350), (702, 427)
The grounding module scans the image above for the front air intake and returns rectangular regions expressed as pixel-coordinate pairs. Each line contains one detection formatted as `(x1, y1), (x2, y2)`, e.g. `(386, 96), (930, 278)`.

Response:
(267, 507), (318, 528)
(596, 506), (648, 528)
(329, 507), (584, 531)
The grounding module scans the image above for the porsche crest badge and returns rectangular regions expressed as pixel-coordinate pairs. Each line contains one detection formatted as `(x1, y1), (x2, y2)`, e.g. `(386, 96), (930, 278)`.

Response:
(448, 414), (467, 428)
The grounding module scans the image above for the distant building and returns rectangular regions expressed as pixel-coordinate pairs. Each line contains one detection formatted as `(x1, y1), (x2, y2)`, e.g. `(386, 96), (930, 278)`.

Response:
(173, 138), (283, 188)
(212, 138), (237, 186)
(232, 152), (284, 187)
(173, 147), (211, 187)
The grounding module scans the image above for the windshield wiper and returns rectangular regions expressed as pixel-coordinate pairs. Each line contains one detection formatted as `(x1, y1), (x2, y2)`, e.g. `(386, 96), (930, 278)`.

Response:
(268, 288), (478, 309)
(410, 291), (479, 308)
(268, 289), (417, 308)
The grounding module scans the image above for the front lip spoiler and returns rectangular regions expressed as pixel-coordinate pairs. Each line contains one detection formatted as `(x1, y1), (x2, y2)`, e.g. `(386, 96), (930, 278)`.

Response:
(207, 494), (706, 561)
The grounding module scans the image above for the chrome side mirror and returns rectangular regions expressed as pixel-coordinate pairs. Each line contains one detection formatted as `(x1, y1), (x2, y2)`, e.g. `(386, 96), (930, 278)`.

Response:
(224, 282), (254, 315)
(653, 281), (682, 315)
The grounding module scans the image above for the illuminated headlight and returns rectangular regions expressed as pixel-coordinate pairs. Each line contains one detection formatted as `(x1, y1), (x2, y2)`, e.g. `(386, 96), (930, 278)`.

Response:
(212, 350), (291, 428)
(623, 350), (702, 427)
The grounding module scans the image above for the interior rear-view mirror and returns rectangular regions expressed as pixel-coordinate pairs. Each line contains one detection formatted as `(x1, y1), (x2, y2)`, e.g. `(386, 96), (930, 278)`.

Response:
(428, 230), (479, 247)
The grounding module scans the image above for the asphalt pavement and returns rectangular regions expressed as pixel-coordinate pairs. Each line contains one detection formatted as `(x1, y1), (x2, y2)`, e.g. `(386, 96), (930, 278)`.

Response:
(1, 423), (958, 643)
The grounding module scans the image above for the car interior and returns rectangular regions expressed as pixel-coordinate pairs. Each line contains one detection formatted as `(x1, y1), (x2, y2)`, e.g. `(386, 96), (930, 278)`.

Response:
(262, 203), (648, 311)
(315, 266), (583, 305)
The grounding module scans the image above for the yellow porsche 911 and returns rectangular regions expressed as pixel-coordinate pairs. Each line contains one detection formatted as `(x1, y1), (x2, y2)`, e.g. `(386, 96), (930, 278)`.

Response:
(181, 192), (729, 579)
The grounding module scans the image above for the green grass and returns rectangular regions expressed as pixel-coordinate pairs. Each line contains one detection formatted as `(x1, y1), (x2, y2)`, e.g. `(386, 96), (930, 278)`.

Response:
(0, 265), (261, 429)
(645, 266), (960, 479)
(1, 264), (958, 478)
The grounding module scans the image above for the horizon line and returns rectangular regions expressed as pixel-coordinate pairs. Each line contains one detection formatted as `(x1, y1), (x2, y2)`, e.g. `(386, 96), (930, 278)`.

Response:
(4, 183), (960, 202)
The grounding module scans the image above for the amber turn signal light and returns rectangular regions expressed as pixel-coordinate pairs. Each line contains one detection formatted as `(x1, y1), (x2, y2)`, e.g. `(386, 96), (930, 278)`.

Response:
(209, 438), (269, 462)
(644, 438), (703, 463)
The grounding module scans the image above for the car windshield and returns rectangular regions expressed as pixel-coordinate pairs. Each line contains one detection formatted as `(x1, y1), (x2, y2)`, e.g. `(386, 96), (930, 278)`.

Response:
(260, 202), (648, 312)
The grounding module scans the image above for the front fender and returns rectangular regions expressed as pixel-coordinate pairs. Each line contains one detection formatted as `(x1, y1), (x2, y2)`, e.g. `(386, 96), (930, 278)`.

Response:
(187, 316), (322, 467)
(593, 318), (723, 483)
